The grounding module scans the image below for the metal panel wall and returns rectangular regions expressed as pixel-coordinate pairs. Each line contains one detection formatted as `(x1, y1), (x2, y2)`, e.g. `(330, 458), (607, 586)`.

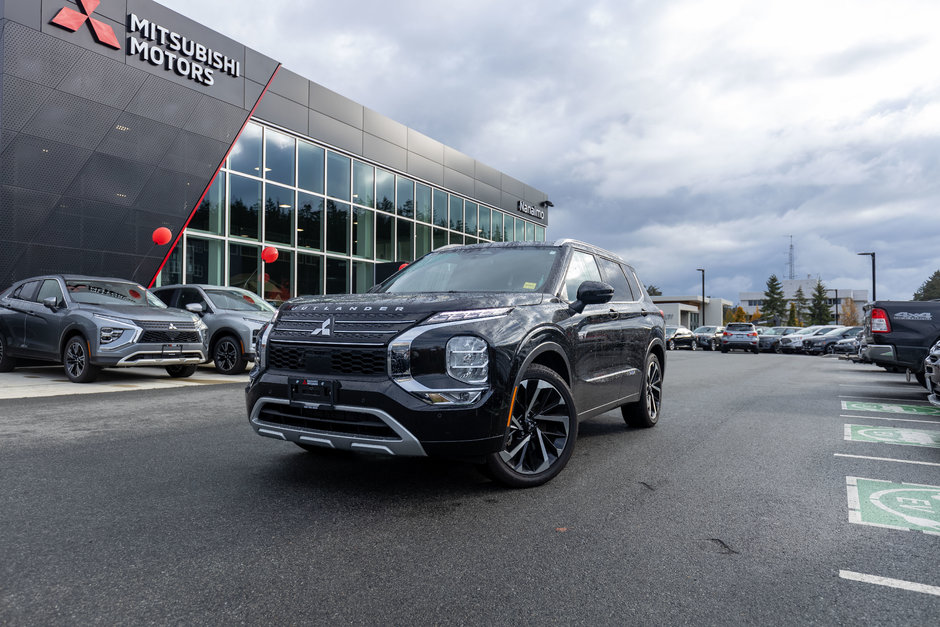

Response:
(0, 1), (274, 288)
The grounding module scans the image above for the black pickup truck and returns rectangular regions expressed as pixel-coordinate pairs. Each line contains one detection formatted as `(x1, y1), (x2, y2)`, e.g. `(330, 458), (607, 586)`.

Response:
(862, 300), (940, 385)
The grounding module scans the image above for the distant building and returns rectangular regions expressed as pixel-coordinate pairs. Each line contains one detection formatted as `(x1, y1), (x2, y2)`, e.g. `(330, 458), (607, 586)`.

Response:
(739, 279), (869, 324)
(652, 295), (733, 329)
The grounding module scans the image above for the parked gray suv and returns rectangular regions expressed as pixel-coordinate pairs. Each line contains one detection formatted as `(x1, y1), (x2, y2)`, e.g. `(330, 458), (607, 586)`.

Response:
(152, 284), (275, 375)
(0, 275), (208, 382)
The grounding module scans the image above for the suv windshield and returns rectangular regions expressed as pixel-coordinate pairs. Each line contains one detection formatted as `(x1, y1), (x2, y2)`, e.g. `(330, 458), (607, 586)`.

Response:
(66, 279), (166, 307)
(376, 246), (560, 294)
(206, 288), (276, 313)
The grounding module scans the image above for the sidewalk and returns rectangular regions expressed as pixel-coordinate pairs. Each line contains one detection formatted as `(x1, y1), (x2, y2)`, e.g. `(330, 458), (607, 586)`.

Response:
(0, 364), (249, 400)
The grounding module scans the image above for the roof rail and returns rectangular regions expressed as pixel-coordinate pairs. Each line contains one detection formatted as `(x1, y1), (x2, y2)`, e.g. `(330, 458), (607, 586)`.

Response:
(553, 238), (624, 262)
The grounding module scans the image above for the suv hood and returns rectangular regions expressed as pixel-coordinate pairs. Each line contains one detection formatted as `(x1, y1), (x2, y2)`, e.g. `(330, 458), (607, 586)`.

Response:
(76, 303), (197, 322)
(280, 292), (545, 317)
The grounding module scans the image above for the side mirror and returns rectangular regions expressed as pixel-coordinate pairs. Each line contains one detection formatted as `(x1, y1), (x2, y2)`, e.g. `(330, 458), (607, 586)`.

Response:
(43, 296), (60, 312)
(185, 302), (205, 314)
(570, 280), (614, 314)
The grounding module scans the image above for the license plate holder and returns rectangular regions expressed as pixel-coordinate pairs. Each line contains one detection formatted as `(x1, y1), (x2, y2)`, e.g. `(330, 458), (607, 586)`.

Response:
(162, 343), (183, 358)
(289, 378), (336, 405)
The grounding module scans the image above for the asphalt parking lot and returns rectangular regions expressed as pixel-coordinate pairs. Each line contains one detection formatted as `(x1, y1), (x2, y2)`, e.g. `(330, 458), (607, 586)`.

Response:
(0, 352), (937, 624)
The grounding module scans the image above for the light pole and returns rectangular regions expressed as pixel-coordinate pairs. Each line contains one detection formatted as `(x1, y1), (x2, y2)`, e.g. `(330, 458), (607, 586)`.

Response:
(857, 252), (876, 302)
(696, 268), (705, 326)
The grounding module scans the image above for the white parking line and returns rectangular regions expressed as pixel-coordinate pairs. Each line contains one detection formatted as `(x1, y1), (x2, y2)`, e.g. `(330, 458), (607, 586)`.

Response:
(834, 453), (940, 467)
(839, 570), (940, 597)
(841, 414), (940, 425)
(839, 395), (933, 405)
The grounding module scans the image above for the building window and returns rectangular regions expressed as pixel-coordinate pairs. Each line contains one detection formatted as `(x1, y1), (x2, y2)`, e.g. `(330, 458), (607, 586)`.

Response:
(396, 219), (414, 261)
(353, 160), (374, 208)
(376, 168), (394, 213)
(229, 122), (262, 175)
(229, 173), (261, 240)
(297, 192), (323, 250)
(186, 236), (223, 285)
(189, 176), (223, 235)
(326, 152), (350, 201)
(264, 183), (294, 246)
(264, 248), (292, 305)
(297, 253), (322, 296)
(464, 202), (477, 235)
(449, 195), (463, 232)
(264, 128), (295, 187)
(396, 176), (414, 218)
(415, 183), (431, 223)
(352, 260), (374, 293)
(325, 257), (349, 294)
(297, 140), (324, 194)
(415, 224), (431, 258)
(326, 200), (350, 255)
(375, 212), (393, 261)
(353, 206), (373, 258)
(432, 189), (447, 227)
(478, 206), (490, 240)
(229, 242), (259, 294)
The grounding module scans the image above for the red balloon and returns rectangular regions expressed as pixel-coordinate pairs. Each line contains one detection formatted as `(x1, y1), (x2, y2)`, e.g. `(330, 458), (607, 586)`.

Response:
(262, 246), (279, 263)
(152, 227), (172, 245)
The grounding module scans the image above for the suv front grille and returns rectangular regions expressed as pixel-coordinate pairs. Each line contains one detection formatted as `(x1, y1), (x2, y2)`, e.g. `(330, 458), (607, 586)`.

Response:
(270, 311), (419, 345)
(257, 403), (398, 439)
(138, 321), (197, 331)
(140, 331), (201, 343)
(268, 343), (386, 376)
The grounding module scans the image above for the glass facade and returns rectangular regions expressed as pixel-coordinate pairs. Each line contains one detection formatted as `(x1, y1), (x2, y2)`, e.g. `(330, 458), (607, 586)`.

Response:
(160, 121), (547, 302)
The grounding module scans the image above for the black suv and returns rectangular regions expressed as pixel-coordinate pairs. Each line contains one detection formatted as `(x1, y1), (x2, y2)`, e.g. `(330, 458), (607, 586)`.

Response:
(246, 240), (665, 487)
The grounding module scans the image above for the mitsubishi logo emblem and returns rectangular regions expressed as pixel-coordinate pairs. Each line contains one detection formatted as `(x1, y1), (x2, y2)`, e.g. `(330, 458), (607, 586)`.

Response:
(51, 0), (121, 50)
(310, 318), (332, 337)
(168, 323), (178, 331)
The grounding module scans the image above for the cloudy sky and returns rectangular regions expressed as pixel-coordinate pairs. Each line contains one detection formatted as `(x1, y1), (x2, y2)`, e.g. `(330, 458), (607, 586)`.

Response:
(162, 0), (940, 302)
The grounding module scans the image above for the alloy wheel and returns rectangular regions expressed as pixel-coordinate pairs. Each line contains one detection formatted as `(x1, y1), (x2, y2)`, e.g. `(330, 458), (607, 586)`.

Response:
(644, 356), (663, 423)
(65, 340), (87, 378)
(499, 378), (572, 475)
(215, 339), (238, 372)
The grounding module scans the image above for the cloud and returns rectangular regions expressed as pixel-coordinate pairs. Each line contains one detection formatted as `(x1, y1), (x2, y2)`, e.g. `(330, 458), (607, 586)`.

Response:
(160, 0), (940, 301)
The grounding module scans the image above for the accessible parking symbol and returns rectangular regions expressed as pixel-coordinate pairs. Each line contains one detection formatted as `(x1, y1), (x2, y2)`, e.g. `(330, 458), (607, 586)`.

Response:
(841, 401), (940, 416)
(844, 424), (940, 449)
(847, 477), (940, 534)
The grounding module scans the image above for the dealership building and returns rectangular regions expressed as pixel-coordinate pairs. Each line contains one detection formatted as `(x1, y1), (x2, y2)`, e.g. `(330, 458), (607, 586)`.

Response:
(0, 0), (551, 300)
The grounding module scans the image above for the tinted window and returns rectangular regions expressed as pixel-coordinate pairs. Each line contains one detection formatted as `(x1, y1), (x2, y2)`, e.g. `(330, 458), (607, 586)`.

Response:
(13, 280), (41, 302)
(563, 251), (602, 301)
(65, 280), (165, 307)
(37, 279), (64, 306)
(597, 257), (635, 301)
(153, 288), (177, 307)
(178, 287), (207, 310)
(726, 323), (753, 331)
(623, 268), (645, 300)
(378, 247), (560, 294)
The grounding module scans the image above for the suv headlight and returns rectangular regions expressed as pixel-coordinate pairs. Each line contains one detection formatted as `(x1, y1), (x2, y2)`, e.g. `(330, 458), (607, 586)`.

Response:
(446, 336), (488, 384)
(94, 314), (139, 349)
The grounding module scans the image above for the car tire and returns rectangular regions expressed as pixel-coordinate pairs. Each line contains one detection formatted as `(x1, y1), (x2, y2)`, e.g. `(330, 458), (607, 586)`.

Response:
(483, 364), (578, 488)
(721, 346), (728, 353)
(165, 364), (198, 378)
(690, 341), (697, 351)
(0, 333), (16, 372)
(213, 334), (247, 375)
(622, 352), (663, 428)
(63, 336), (100, 383)
(667, 339), (675, 350)
(774, 344), (783, 354)
(915, 370), (927, 387)
(824, 345), (835, 355)
(752, 346), (759, 354)
(710, 339), (718, 351)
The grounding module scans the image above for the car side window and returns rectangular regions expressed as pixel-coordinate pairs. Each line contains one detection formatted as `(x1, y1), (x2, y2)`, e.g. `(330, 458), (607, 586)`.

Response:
(153, 289), (177, 307)
(178, 288), (208, 310)
(624, 269), (645, 301)
(563, 251), (602, 302)
(597, 257), (635, 302)
(36, 279), (65, 307)
(12, 280), (40, 301)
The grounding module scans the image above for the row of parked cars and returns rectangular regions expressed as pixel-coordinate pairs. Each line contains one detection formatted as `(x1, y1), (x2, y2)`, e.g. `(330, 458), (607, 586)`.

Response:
(0, 274), (275, 382)
(665, 323), (864, 355)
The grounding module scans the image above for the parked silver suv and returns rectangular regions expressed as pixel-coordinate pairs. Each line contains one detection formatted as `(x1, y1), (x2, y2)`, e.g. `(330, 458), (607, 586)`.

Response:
(153, 284), (275, 375)
(0, 275), (207, 382)
(721, 322), (759, 353)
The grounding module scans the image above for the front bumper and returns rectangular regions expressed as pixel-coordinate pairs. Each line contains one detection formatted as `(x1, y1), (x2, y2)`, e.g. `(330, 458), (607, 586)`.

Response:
(246, 372), (509, 459)
(95, 343), (206, 367)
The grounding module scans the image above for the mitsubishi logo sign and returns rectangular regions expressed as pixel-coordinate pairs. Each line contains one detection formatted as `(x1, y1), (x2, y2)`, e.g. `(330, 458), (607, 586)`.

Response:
(310, 318), (333, 337)
(51, 0), (121, 50)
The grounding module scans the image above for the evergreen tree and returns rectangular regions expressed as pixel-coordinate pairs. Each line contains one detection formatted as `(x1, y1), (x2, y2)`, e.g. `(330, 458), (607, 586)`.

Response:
(794, 286), (809, 325)
(913, 270), (940, 301)
(762, 274), (787, 324)
(646, 284), (662, 296)
(809, 280), (831, 325)
(786, 302), (799, 326)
